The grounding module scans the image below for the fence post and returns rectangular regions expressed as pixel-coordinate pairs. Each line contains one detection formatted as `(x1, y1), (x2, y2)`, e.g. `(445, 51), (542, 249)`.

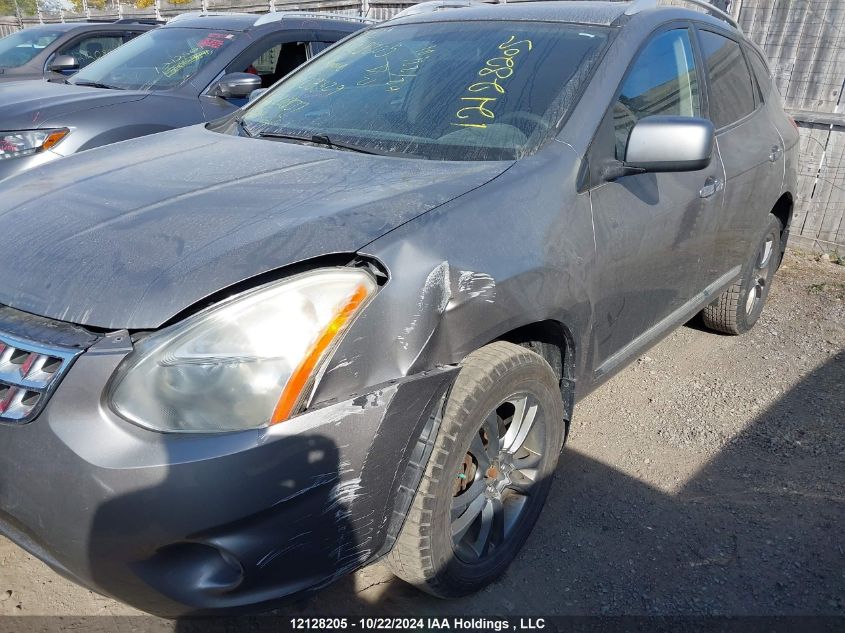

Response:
(360, 0), (368, 17)
(12, 0), (22, 29)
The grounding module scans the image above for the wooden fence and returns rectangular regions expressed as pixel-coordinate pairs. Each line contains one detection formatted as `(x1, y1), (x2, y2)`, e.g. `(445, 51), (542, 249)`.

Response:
(0, 17), (18, 37)
(733, 0), (845, 251)
(2, 0), (844, 250)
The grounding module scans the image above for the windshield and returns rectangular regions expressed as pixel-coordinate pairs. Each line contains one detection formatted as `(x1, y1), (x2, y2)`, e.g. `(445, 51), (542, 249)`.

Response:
(239, 21), (609, 161)
(0, 28), (63, 68)
(70, 27), (239, 91)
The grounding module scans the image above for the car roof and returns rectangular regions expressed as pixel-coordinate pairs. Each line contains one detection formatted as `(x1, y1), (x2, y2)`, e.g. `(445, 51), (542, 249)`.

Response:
(18, 21), (156, 33)
(16, 22), (106, 33)
(164, 12), (260, 31)
(388, 1), (631, 27)
(164, 11), (369, 32)
(387, 0), (740, 33)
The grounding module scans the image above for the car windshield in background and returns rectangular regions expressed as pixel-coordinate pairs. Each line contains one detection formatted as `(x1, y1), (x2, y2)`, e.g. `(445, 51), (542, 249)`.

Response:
(0, 28), (64, 68)
(69, 27), (239, 91)
(239, 21), (609, 161)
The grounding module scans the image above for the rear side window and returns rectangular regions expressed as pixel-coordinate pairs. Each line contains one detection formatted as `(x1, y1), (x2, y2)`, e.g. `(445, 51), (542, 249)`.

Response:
(614, 29), (701, 160)
(699, 31), (756, 128)
(746, 47), (774, 102)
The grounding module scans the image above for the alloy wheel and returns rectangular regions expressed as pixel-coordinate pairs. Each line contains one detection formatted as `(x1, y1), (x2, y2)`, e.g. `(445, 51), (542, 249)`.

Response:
(745, 233), (775, 315)
(451, 394), (546, 563)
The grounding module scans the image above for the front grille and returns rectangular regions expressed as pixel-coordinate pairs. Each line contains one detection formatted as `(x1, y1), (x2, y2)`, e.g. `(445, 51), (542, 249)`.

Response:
(0, 332), (80, 424)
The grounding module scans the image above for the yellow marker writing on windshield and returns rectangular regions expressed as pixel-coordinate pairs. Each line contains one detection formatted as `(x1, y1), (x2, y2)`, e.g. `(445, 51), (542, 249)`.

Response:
(451, 36), (533, 129)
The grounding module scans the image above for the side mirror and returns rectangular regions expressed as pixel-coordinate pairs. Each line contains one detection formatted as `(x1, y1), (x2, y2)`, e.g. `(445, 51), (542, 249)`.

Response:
(209, 73), (262, 100)
(625, 115), (714, 173)
(49, 55), (79, 74)
(248, 87), (268, 103)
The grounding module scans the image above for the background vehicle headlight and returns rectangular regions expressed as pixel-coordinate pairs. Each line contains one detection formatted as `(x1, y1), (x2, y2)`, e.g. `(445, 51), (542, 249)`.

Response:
(109, 268), (378, 433)
(0, 129), (69, 160)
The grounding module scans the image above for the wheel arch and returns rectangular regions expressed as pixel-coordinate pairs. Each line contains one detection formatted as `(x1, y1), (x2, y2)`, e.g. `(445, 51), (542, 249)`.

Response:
(771, 191), (794, 264)
(772, 192), (793, 232)
(495, 319), (576, 429)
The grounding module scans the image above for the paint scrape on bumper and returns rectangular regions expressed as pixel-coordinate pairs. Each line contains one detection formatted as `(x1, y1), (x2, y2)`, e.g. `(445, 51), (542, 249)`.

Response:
(0, 326), (456, 615)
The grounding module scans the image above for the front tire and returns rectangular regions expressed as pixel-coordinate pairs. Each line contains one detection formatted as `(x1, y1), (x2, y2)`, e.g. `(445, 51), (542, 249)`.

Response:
(702, 214), (782, 335)
(386, 342), (565, 597)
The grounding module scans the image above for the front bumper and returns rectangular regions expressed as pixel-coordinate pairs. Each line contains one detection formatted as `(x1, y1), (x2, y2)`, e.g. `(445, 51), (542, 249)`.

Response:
(0, 149), (62, 181)
(0, 325), (456, 616)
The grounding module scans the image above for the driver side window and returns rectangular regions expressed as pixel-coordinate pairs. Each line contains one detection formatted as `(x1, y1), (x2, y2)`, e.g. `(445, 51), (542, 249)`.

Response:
(235, 39), (310, 90)
(614, 29), (701, 160)
(56, 34), (125, 70)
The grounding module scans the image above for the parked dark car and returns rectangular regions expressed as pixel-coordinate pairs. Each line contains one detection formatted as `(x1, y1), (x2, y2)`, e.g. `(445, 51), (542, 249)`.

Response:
(0, 12), (367, 180)
(0, 0), (798, 617)
(0, 19), (158, 83)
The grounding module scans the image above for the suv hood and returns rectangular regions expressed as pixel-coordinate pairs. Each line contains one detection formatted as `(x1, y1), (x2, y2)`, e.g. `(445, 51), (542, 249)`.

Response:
(0, 125), (510, 330)
(0, 80), (147, 128)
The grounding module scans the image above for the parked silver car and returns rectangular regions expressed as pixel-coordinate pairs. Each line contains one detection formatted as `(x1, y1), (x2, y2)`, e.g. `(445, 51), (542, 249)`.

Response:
(0, 12), (366, 180)
(0, 0), (798, 616)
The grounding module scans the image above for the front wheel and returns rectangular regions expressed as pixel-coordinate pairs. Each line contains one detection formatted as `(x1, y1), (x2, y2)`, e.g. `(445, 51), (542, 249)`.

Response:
(702, 214), (782, 335)
(386, 342), (565, 597)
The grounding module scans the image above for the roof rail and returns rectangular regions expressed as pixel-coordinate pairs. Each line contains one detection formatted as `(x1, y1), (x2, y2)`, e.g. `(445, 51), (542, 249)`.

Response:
(253, 11), (378, 26)
(625, 0), (741, 32)
(113, 17), (165, 25)
(167, 12), (245, 23)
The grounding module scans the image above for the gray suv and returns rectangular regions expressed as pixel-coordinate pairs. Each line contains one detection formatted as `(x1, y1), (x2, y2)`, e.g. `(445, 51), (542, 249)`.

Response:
(0, 19), (158, 83)
(0, 12), (366, 180)
(0, 0), (798, 617)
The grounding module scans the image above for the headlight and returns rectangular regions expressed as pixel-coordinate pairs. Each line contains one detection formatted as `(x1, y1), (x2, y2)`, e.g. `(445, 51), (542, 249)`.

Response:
(0, 129), (69, 160)
(109, 268), (378, 433)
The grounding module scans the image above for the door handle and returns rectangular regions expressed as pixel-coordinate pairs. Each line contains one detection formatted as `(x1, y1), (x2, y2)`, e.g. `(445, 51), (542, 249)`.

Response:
(699, 176), (724, 199)
(769, 145), (783, 162)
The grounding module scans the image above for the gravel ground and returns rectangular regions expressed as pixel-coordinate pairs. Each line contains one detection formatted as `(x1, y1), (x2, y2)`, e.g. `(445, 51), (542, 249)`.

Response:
(0, 249), (842, 621)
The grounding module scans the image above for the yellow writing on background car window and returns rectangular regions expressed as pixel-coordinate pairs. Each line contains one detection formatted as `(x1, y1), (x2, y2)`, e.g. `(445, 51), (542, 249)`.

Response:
(162, 48), (212, 78)
(452, 36), (533, 129)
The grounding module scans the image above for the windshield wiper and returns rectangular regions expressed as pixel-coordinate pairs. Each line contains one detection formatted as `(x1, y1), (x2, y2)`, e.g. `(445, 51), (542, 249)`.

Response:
(256, 131), (382, 156)
(235, 117), (254, 138)
(72, 80), (125, 90)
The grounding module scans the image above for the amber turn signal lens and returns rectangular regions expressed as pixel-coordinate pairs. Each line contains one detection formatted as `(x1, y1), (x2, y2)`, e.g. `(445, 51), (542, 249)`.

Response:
(41, 129), (69, 151)
(270, 283), (371, 424)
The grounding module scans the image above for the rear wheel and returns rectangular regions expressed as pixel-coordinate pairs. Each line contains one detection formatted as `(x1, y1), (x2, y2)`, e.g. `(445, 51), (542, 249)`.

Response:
(702, 214), (782, 335)
(386, 342), (565, 597)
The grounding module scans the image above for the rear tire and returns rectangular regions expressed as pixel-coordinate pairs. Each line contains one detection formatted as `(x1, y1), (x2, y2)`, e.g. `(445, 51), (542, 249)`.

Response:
(702, 214), (782, 335)
(386, 342), (565, 597)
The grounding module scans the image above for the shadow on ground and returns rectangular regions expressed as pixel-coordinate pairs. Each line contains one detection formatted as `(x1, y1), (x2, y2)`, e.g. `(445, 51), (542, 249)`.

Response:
(166, 351), (845, 631)
(171, 350), (843, 625)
